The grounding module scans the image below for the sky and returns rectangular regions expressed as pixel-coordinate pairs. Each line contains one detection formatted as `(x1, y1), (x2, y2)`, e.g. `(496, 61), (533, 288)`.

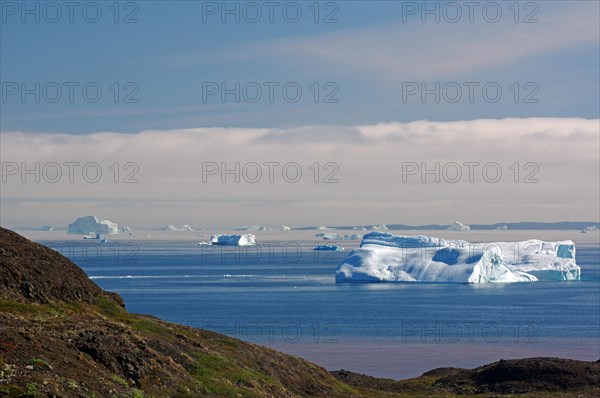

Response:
(1, 0), (599, 228)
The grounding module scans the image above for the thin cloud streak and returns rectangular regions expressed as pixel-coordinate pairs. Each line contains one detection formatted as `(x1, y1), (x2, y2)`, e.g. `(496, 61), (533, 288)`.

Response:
(233, 2), (599, 81)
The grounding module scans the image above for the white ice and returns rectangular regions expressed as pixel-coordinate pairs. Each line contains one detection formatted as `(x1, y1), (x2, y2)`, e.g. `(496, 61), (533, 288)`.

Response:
(164, 225), (194, 231)
(447, 221), (470, 231)
(336, 232), (580, 284)
(68, 216), (118, 235)
(210, 234), (256, 246)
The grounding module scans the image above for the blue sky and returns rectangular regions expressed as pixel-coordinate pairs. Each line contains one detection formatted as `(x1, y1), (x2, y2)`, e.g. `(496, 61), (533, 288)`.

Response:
(1, 0), (598, 134)
(1, 1), (599, 227)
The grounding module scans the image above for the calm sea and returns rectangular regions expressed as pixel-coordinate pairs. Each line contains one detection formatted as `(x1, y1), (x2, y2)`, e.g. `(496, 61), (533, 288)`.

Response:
(38, 231), (600, 379)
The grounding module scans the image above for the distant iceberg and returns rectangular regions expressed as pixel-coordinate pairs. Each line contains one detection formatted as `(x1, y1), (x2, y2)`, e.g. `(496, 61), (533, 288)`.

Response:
(581, 225), (599, 233)
(447, 221), (470, 231)
(496, 225), (508, 230)
(234, 225), (271, 231)
(367, 224), (389, 231)
(210, 234), (256, 246)
(280, 225), (292, 231)
(336, 232), (580, 284)
(322, 233), (340, 240)
(68, 216), (118, 235)
(165, 225), (194, 231)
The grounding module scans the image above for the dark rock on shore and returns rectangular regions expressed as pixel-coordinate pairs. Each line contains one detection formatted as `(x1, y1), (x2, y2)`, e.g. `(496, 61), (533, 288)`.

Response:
(0, 228), (123, 307)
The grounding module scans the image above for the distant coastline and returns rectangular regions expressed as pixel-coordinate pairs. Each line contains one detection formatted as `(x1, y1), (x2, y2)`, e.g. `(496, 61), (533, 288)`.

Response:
(7, 221), (600, 232)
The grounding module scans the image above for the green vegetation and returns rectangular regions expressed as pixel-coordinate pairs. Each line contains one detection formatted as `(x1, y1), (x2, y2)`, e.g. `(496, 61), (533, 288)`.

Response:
(28, 358), (50, 370)
(0, 301), (45, 316)
(130, 389), (144, 398)
(94, 295), (173, 338)
(94, 295), (124, 317)
(25, 383), (41, 398)
(192, 352), (282, 397)
(111, 374), (129, 388)
(0, 299), (82, 319)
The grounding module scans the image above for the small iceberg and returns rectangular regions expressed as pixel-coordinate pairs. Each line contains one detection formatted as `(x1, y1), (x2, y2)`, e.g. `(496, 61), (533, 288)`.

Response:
(313, 245), (344, 251)
(581, 225), (599, 234)
(447, 221), (470, 231)
(367, 224), (389, 231)
(165, 224), (194, 231)
(210, 234), (256, 246)
(234, 225), (271, 231)
(83, 233), (110, 243)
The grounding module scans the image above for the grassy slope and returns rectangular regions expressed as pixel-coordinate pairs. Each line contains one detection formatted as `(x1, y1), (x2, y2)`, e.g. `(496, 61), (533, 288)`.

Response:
(0, 297), (360, 398)
(2, 298), (599, 398)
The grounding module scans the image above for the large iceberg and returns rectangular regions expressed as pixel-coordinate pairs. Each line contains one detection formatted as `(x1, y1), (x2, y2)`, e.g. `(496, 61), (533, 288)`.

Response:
(335, 232), (580, 284)
(68, 216), (118, 235)
(210, 234), (256, 246)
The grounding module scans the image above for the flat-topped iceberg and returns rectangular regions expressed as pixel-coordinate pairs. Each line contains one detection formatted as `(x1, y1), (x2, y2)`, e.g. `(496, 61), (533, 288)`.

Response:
(335, 232), (580, 284)
(313, 245), (344, 251)
(210, 234), (256, 246)
(164, 224), (194, 231)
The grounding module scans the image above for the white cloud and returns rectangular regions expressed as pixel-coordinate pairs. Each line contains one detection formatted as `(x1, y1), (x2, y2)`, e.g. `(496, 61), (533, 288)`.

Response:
(1, 118), (598, 227)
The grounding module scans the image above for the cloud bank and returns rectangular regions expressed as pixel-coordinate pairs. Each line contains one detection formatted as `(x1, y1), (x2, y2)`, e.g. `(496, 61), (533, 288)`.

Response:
(1, 118), (598, 227)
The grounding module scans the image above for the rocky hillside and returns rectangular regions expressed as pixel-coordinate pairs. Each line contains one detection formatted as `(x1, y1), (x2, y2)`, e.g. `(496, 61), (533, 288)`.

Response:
(0, 228), (123, 307)
(1, 227), (598, 397)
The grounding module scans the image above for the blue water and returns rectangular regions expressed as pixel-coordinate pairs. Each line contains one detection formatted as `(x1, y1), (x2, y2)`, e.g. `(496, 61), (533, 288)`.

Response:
(42, 239), (600, 378)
